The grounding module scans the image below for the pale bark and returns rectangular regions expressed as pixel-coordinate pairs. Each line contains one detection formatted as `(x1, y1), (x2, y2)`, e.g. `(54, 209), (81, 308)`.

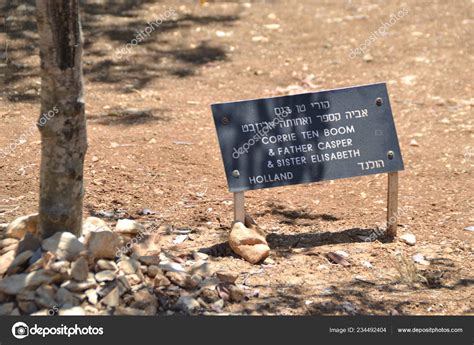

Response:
(36, 0), (87, 238)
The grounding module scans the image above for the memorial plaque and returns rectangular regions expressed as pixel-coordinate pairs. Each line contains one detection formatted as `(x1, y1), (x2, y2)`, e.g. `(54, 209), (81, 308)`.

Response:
(211, 83), (404, 192)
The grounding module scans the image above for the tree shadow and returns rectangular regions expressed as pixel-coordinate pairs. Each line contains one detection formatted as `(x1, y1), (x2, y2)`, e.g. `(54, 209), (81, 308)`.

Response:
(268, 227), (392, 251)
(199, 227), (392, 259)
(84, 41), (227, 89)
(255, 201), (340, 225)
(3, 0), (238, 105)
(87, 107), (170, 126)
(198, 241), (238, 259)
(244, 272), (474, 315)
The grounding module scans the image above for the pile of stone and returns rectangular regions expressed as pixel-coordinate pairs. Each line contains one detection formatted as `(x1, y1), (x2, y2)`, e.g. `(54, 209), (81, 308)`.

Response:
(0, 214), (249, 316)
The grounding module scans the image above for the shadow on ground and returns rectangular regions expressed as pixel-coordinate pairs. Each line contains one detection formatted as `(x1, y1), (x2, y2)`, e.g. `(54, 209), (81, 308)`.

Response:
(243, 274), (474, 315)
(2, 0), (238, 110)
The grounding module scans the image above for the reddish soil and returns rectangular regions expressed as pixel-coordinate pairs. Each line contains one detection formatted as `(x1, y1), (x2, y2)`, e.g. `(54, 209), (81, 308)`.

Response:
(1, 0), (472, 315)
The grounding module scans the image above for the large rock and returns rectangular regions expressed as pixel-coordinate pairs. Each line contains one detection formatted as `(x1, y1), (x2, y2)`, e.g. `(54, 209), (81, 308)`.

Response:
(0, 242), (18, 256)
(70, 256), (89, 281)
(399, 233), (416, 246)
(86, 230), (122, 259)
(95, 259), (117, 272)
(147, 265), (161, 278)
(85, 288), (99, 304)
(42, 232), (85, 261)
(5, 214), (39, 239)
(101, 287), (119, 307)
(158, 261), (185, 273)
(0, 238), (18, 250)
(61, 278), (97, 293)
(228, 222), (270, 264)
(82, 217), (110, 237)
(0, 269), (60, 295)
(6, 250), (34, 274)
(137, 256), (160, 266)
(115, 219), (145, 235)
(17, 233), (42, 254)
(154, 273), (171, 288)
(95, 270), (116, 282)
(216, 271), (238, 284)
(117, 258), (140, 275)
(228, 285), (246, 302)
(166, 272), (199, 289)
(18, 300), (38, 314)
(130, 232), (161, 257)
(56, 287), (75, 307)
(35, 285), (57, 309)
(130, 288), (157, 314)
(0, 250), (15, 275)
(116, 275), (131, 296)
(49, 260), (70, 273)
(0, 302), (15, 315)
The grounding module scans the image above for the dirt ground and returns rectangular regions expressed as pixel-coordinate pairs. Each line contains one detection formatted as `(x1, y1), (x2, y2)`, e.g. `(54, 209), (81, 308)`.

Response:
(1, 0), (473, 315)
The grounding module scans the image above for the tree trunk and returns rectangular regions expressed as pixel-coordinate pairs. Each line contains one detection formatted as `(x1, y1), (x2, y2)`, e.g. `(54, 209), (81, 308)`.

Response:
(36, 0), (87, 239)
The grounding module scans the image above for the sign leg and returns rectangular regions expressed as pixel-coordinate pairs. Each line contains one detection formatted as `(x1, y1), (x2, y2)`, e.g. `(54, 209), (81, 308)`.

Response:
(233, 191), (245, 223)
(386, 172), (399, 237)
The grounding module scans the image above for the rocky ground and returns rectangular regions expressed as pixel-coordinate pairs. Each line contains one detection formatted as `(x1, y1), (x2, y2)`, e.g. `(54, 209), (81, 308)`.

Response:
(0, 214), (253, 315)
(1, 0), (473, 315)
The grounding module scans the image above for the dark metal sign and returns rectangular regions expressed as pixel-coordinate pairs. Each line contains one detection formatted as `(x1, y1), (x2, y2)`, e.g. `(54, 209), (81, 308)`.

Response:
(211, 83), (404, 192)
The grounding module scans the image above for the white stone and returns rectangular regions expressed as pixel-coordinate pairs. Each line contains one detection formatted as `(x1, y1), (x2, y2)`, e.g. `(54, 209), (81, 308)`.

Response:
(86, 230), (122, 259)
(0, 270), (58, 295)
(0, 251), (16, 275)
(115, 219), (144, 235)
(229, 222), (270, 264)
(118, 258), (140, 275)
(5, 214), (38, 239)
(401, 75), (417, 85)
(42, 232), (85, 261)
(158, 261), (185, 273)
(362, 53), (373, 62)
(335, 250), (349, 258)
(95, 259), (117, 271)
(399, 233), (416, 246)
(85, 289), (99, 304)
(8, 250), (34, 272)
(412, 253), (430, 266)
(95, 270), (116, 282)
(192, 251), (208, 261)
(101, 287), (119, 307)
(59, 306), (85, 316)
(82, 217), (110, 237)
